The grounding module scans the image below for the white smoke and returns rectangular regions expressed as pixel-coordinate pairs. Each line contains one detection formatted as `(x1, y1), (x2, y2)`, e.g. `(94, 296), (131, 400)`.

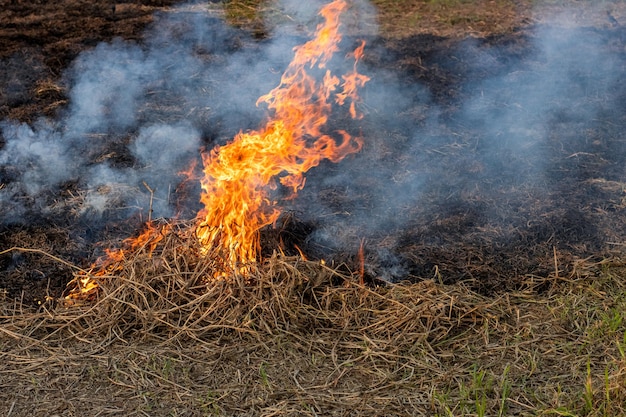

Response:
(290, 7), (626, 281)
(1, 1), (621, 283)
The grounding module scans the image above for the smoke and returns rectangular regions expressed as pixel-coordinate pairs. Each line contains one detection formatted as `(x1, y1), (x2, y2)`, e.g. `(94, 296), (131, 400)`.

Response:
(0, 1), (304, 225)
(273, 0), (377, 36)
(291, 8), (626, 281)
(1, 1), (624, 282)
(0, 0), (381, 228)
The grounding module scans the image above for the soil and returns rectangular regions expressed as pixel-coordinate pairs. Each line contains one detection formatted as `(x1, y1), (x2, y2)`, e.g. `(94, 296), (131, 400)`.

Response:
(3, 0), (626, 303)
(0, 0), (182, 303)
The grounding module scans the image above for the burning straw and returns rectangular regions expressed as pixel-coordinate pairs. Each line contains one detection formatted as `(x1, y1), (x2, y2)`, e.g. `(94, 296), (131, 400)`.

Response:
(0, 232), (501, 415)
(65, 0), (369, 300)
(2, 230), (625, 415)
(1, 228), (496, 356)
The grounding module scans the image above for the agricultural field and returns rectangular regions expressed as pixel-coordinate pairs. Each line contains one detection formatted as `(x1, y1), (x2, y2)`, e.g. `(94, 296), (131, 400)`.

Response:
(1, 1), (626, 415)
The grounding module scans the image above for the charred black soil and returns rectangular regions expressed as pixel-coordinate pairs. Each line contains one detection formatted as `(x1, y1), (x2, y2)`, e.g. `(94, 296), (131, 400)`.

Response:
(293, 24), (626, 293)
(2, 1), (626, 303)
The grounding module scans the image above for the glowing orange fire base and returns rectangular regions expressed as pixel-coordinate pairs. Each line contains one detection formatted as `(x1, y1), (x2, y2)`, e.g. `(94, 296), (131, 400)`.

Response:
(65, 221), (172, 300)
(66, 0), (368, 300)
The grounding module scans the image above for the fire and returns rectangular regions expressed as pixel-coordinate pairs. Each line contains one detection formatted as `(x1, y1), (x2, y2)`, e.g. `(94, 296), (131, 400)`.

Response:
(66, 0), (368, 298)
(194, 0), (369, 271)
(66, 221), (170, 299)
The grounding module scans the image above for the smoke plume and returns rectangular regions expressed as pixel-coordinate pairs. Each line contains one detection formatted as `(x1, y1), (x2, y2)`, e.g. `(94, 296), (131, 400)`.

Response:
(1, 1), (625, 283)
(290, 8), (626, 281)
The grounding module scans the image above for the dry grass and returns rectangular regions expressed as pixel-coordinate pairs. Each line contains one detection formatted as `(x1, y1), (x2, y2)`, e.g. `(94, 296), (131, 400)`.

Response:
(3, 1), (626, 416)
(1, 226), (625, 416)
(204, 0), (626, 39)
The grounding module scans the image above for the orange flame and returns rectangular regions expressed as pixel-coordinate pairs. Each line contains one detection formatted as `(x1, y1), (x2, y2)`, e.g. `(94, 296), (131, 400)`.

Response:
(66, 0), (368, 298)
(194, 0), (369, 272)
(66, 221), (170, 299)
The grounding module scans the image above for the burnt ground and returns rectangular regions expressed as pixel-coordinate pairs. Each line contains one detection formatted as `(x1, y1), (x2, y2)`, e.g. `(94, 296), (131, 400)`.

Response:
(298, 26), (626, 293)
(2, 0), (626, 303)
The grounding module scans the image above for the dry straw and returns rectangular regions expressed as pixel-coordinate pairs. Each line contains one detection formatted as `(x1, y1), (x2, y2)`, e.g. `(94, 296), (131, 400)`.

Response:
(2, 222), (496, 349)
(2, 225), (624, 416)
(0, 225), (499, 416)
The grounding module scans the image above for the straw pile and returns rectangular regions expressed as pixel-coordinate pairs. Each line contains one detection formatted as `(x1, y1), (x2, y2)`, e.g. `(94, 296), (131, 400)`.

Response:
(1, 229), (625, 416)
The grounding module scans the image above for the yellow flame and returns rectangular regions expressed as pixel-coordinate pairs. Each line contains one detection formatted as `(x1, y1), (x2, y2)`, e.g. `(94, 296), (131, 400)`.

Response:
(66, 0), (369, 298)
(194, 0), (369, 272)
